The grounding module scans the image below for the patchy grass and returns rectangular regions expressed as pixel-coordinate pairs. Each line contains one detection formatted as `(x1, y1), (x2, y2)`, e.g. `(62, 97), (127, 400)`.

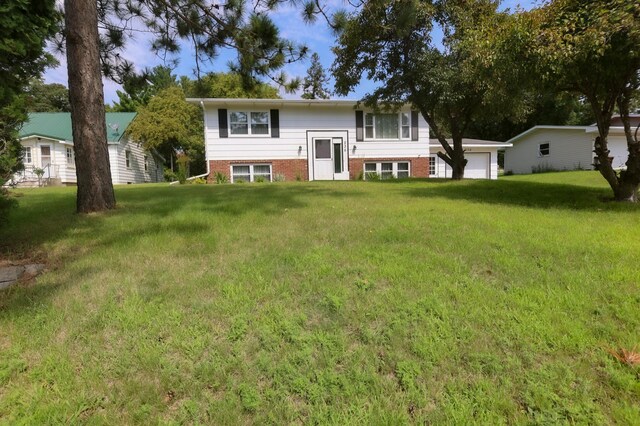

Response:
(1, 171), (639, 424)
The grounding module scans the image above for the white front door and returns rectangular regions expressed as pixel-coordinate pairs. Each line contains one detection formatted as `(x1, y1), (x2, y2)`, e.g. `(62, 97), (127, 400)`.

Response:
(313, 138), (334, 180)
(307, 131), (349, 181)
(40, 146), (51, 178)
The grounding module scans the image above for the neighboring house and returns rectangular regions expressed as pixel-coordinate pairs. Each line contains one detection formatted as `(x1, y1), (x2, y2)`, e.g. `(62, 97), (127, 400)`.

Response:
(189, 98), (504, 182)
(429, 138), (512, 180)
(504, 115), (640, 175)
(12, 112), (164, 187)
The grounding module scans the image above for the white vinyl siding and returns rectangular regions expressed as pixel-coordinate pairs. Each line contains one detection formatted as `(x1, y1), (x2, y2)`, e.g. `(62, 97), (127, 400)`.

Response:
(112, 137), (162, 184)
(504, 128), (594, 175)
(204, 105), (429, 162)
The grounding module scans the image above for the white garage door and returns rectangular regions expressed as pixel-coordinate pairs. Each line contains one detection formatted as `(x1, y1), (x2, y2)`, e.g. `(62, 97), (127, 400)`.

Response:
(464, 153), (490, 179)
(444, 153), (490, 179)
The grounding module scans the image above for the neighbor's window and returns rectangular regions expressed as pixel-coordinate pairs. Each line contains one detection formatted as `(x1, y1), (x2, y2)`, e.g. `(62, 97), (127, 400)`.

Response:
(125, 150), (132, 168)
(539, 143), (550, 157)
(365, 112), (410, 140)
(66, 147), (74, 164)
(231, 164), (272, 182)
(229, 111), (270, 135)
(429, 156), (436, 176)
(144, 155), (149, 172)
(22, 147), (32, 164)
(364, 162), (411, 179)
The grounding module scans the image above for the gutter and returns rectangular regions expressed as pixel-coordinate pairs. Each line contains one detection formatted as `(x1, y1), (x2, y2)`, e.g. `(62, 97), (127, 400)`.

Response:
(170, 99), (210, 185)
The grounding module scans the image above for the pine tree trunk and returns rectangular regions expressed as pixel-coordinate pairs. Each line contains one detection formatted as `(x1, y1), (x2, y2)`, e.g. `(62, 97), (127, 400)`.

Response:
(64, 0), (115, 213)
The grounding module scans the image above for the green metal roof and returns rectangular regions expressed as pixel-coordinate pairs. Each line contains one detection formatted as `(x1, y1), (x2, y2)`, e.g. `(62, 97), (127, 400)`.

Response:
(19, 112), (137, 143)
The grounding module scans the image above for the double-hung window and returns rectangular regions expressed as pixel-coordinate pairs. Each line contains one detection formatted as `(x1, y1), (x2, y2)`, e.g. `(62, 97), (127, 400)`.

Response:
(365, 112), (411, 140)
(22, 147), (32, 164)
(429, 156), (436, 176)
(66, 147), (74, 165)
(125, 150), (132, 168)
(229, 111), (269, 135)
(231, 164), (272, 182)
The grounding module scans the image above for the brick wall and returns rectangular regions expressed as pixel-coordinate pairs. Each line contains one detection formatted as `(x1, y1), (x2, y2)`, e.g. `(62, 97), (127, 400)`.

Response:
(208, 157), (429, 182)
(209, 159), (308, 182)
(348, 157), (430, 179)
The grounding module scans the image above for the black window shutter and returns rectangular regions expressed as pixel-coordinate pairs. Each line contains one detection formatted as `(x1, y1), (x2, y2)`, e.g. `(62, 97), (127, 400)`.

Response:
(218, 109), (228, 138)
(355, 110), (364, 141)
(270, 109), (280, 138)
(411, 111), (419, 141)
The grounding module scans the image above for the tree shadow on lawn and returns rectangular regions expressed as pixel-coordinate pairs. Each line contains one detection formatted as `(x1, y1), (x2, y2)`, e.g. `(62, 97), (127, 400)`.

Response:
(0, 183), (363, 308)
(402, 178), (639, 211)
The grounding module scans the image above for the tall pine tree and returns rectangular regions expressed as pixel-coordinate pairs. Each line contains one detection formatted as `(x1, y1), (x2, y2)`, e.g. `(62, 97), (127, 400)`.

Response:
(301, 53), (331, 100)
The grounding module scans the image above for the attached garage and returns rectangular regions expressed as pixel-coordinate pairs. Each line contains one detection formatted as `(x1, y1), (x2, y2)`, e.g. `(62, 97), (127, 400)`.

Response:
(429, 138), (512, 180)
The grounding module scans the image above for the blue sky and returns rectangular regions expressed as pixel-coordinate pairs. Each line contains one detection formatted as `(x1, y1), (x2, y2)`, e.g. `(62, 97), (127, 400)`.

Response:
(43, 0), (537, 104)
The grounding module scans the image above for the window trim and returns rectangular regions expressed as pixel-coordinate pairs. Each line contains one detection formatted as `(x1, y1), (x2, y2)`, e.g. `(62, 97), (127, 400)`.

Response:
(66, 147), (74, 165)
(363, 161), (411, 179)
(538, 142), (550, 157)
(228, 110), (271, 137)
(364, 112), (412, 141)
(230, 163), (273, 183)
(429, 156), (436, 176)
(23, 147), (32, 164)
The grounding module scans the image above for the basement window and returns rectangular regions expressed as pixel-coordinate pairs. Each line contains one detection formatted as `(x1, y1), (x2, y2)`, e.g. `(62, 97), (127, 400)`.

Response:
(231, 164), (272, 183)
(538, 143), (550, 157)
(364, 162), (411, 179)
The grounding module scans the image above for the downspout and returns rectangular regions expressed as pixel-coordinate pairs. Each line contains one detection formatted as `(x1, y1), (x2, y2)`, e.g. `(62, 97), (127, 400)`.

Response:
(170, 99), (210, 185)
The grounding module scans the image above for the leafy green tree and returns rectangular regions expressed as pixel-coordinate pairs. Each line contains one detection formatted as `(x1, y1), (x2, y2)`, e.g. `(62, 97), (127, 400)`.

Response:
(331, 0), (521, 179)
(59, 0), (307, 213)
(126, 86), (205, 175)
(301, 53), (331, 99)
(180, 72), (280, 99)
(1, 0), (59, 222)
(528, 0), (640, 201)
(24, 79), (71, 112)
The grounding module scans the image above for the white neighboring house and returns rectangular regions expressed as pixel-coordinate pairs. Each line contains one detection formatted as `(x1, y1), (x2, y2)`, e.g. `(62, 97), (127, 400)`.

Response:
(12, 112), (164, 187)
(429, 138), (512, 180)
(504, 115), (639, 175)
(188, 98), (432, 181)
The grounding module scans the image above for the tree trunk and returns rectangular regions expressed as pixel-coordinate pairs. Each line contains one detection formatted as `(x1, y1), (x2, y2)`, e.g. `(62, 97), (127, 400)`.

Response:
(450, 136), (467, 180)
(65, 0), (115, 213)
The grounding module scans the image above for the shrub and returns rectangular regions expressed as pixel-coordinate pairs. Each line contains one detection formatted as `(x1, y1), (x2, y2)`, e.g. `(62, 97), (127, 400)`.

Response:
(273, 173), (286, 182)
(214, 172), (228, 184)
(365, 172), (380, 181)
(189, 177), (207, 185)
(254, 176), (266, 183)
(356, 170), (364, 180)
(164, 168), (178, 182)
(295, 172), (302, 181)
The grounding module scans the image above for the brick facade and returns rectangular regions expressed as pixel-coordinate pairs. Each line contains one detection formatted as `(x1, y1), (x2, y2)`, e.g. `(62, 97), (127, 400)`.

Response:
(209, 156), (429, 182)
(348, 157), (430, 179)
(209, 159), (308, 182)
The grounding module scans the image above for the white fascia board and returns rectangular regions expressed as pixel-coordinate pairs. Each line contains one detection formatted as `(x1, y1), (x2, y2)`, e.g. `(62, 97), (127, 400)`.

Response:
(187, 98), (362, 108)
(506, 125), (589, 144)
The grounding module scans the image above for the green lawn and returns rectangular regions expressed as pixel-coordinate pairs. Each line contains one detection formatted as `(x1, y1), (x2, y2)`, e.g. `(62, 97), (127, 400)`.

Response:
(1, 171), (639, 424)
